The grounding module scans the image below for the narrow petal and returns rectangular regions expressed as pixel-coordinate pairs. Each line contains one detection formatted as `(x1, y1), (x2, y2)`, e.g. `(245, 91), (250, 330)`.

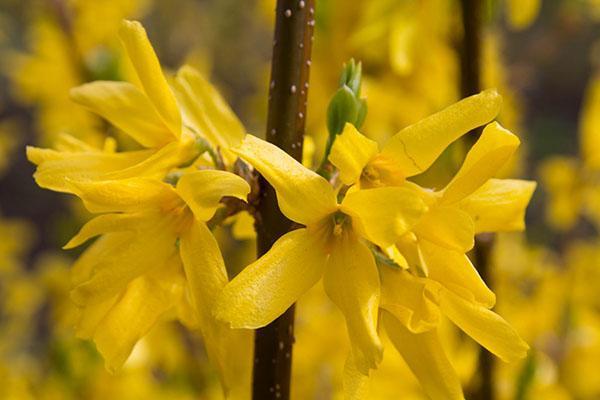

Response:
(439, 289), (529, 362)
(103, 139), (197, 180)
(323, 231), (383, 374)
(457, 179), (536, 233)
(176, 170), (250, 222)
(74, 294), (119, 339)
(71, 220), (177, 305)
(64, 212), (148, 249)
(341, 187), (426, 248)
(70, 81), (173, 147)
(419, 240), (495, 307)
(119, 20), (181, 135)
(343, 354), (371, 400)
(27, 147), (154, 193)
(441, 122), (521, 204)
(380, 267), (441, 333)
(180, 220), (252, 395)
(328, 123), (379, 185)
(68, 178), (178, 214)
(93, 268), (183, 372)
(413, 207), (474, 252)
(174, 65), (245, 153)
(382, 311), (464, 400)
(214, 228), (326, 329)
(380, 89), (502, 177)
(232, 135), (337, 225)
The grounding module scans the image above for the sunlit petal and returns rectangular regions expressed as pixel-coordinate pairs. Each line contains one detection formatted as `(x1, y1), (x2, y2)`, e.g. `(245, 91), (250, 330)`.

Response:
(441, 122), (520, 204)
(457, 178), (536, 233)
(232, 135), (337, 225)
(439, 288), (529, 362)
(70, 81), (173, 147)
(176, 170), (250, 221)
(180, 220), (252, 395)
(419, 240), (495, 307)
(214, 228), (326, 328)
(382, 311), (464, 400)
(329, 123), (379, 185)
(323, 231), (382, 374)
(380, 266), (441, 333)
(413, 206), (474, 252)
(380, 89), (502, 177)
(341, 186), (426, 248)
(119, 20), (181, 135)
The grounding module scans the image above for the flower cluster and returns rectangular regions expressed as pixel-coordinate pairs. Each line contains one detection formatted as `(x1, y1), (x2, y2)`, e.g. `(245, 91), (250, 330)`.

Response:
(28, 19), (535, 400)
(28, 20), (251, 397)
(215, 90), (536, 399)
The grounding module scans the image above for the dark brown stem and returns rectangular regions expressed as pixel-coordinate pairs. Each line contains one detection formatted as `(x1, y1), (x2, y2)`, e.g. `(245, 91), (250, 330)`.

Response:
(252, 1), (315, 399)
(460, 0), (482, 100)
(459, 1), (495, 399)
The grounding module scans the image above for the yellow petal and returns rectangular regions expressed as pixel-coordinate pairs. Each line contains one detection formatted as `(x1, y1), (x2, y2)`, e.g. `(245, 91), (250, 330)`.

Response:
(68, 178), (178, 213)
(174, 65), (245, 158)
(380, 267), (441, 333)
(71, 233), (125, 287)
(380, 89), (502, 177)
(71, 219), (177, 305)
(27, 147), (153, 193)
(419, 240), (495, 307)
(439, 289), (529, 362)
(176, 170), (250, 222)
(458, 179), (536, 233)
(74, 294), (119, 339)
(93, 269), (182, 372)
(214, 228), (326, 329)
(441, 122), (521, 204)
(413, 206), (474, 252)
(180, 220), (252, 395)
(343, 354), (371, 400)
(382, 311), (464, 400)
(64, 213), (147, 249)
(232, 135), (337, 225)
(70, 81), (174, 147)
(328, 123), (379, 185)
(341, 187), (426, 248)
(119, 20), (181, 135)
(103, 139), (197, 180)
(323, 231), (382, 374)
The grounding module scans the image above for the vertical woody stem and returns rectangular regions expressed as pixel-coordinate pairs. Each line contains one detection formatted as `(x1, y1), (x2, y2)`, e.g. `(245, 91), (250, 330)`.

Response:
(253, 0), (315, 399)
(459, 1), (494, 399)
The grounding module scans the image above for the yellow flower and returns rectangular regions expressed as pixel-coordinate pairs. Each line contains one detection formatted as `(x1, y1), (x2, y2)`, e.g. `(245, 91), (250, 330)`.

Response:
(27, 19), (245, 195)
(26, 19), (254, 397)
(328, 91), (535, 398)
(61, 170), (252, 394)
(215, 134), (427, 374)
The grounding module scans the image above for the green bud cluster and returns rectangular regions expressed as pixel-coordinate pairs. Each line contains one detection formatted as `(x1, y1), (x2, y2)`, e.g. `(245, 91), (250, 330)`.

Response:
(326, 59), (367, 137)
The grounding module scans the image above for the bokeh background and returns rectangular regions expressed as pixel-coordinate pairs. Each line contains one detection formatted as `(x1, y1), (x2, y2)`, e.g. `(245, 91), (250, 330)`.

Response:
(1, 0), (600, 398)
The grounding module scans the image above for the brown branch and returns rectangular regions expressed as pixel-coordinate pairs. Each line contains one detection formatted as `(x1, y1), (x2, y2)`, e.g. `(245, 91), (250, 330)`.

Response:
(459, 1), (495, 399)
(252, 1), (315, 399)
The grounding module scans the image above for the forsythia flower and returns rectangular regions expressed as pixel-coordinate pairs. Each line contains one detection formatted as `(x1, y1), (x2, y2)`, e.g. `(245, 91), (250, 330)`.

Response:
(328, 90), (535, 399)
(216, 88), (534, 399)
(215, 135), (428, 374)
(27, 20), (252, 397)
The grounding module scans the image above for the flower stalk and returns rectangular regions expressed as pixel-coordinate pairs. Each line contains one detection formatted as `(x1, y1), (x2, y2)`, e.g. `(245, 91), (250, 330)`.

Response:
(252, 0), (315, 398)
